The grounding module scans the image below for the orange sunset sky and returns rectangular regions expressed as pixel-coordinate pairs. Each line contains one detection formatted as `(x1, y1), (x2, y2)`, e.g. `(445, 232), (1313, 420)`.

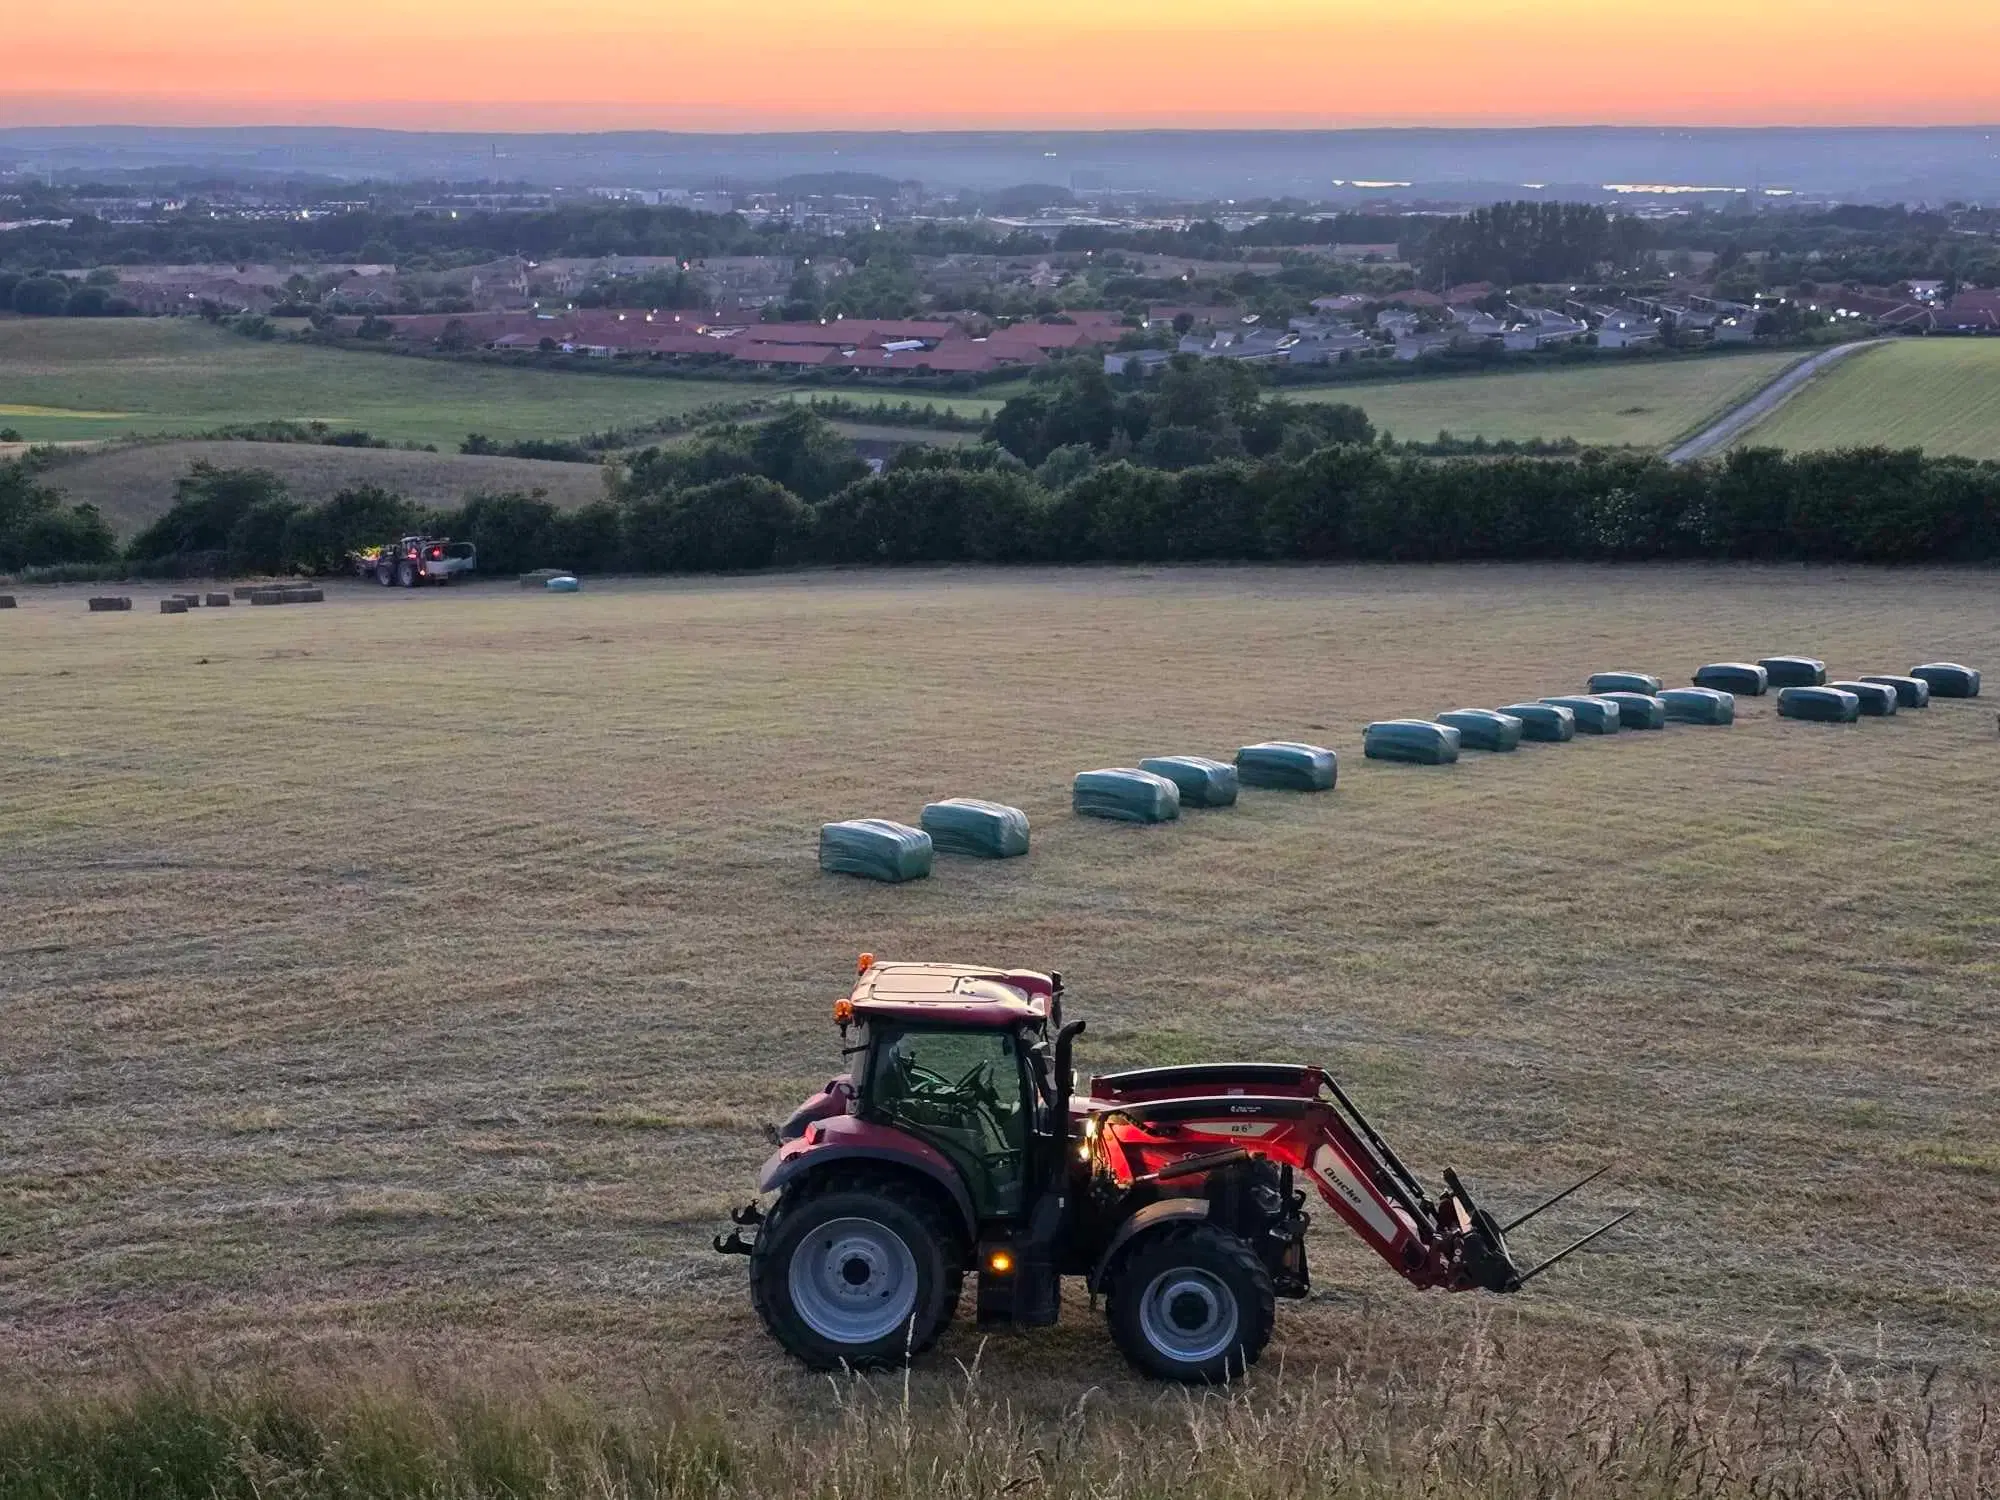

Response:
(9, 0), (2000, 130)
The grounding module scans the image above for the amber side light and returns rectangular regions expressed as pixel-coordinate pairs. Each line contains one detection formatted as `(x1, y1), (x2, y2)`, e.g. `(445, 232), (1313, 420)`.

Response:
(987, 1250), (1014, 1274)
(832, 998), (855, 1025)
(857, 951), (875, 974)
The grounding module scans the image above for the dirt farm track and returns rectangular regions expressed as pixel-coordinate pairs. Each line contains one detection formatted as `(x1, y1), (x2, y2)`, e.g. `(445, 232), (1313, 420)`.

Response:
(1, 565), (1996, 1415)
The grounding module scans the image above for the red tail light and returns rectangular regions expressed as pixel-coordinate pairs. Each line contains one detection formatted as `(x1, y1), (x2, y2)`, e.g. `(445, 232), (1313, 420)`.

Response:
(428, 546), (444, 560)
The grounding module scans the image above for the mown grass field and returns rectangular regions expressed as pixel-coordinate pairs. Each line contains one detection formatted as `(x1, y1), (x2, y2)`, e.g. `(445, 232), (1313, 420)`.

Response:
(1295, 351), (1802, 449)
(1733, 339), (2000, 460)
(2, 564), (1996, 1492)
(0, 319), (759, 447)
(35, 439), (612, 537)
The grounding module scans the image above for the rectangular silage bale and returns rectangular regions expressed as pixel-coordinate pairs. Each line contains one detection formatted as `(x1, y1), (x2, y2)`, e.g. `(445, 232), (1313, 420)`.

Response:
(819, 819), (934, 882)
(87, 597), (132, 612)
(1235, 742), (1337, 791)
(1659, 687), (1735, 724)
(159, 598), (188, 614)
(1138, 756), (1239, 808)
(1759, 656), (1826, 688)
(1541, 695), (1621, 734)
(1599, 692), (1667, 729)
(1363, 720), (1460, 764)
(1587, 671), (1662, 695)
(1073, 768), (1181, 823)
(1777, 686), (1860, 723)
(0, 595), (16, 609)
(1831, 680), (1899, 717)
(1497, 702), (1575, 741)
(1694, 662), (1768, 695)
(1858, 674), (1929, 709)
(1910, 662), (1980, 698)
(205, 593), (232, 608)
(249, 589), (286, 605)
(920, 799), (1030, 858)
(1437, 709), (1522, 752)
(233, 586), (259, 599)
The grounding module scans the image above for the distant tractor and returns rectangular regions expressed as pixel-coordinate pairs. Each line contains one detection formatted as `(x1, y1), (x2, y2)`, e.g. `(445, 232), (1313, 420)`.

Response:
(717, 956), (1632, 1382)
(351, 536), (477, 587)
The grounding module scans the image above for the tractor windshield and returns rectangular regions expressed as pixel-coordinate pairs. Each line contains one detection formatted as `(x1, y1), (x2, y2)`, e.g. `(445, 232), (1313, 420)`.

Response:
(867, 1025), (1029, 1218)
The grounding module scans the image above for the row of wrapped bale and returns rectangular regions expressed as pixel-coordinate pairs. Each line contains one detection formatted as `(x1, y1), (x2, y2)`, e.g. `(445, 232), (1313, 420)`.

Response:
(1498, 702), (1577, 741)
(1364, 720), (1460, 764)
(1777, 686), (1861, 723)
(1438, 709), (1524, 752)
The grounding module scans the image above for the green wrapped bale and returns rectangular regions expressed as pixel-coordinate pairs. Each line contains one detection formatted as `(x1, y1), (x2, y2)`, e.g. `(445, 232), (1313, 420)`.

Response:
(1234, 742), (1338, 791)
(818, 819), (934, 882)
(1541, 695), (1621, 734)
(1364, 719), (1460, 765)
(1073, 768), (1181, 823)
(1660, 687), (1735, 724)
(1830, 680), (1898, 717)
(1759, 656), (1826, 688)
(1694, 662), (1768, 695)
(1910, 662), (1980, 698)
(1588, 671), (1662, 695)
(1139, 756), (1239, 808)
(1858, 674), (1930, 708)
(1437, 708), (1522, 752)
(921, 799), (1030, 858)
(1600, 691), (1666, 729)
(1498, 702), (1575, 741)
(1777, 686), (1859, 723)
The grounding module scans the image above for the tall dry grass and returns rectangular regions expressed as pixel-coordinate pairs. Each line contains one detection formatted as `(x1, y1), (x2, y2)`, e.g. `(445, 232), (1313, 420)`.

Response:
(2, 1329), (1991, 1500)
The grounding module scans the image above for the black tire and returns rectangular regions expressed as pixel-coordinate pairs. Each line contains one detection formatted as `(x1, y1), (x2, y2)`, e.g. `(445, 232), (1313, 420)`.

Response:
(397, 560), (416, 588)
(1105, 1223), (1274, 1383)
(750, 1172), (962, 1371)
(376, 564), (393, 586)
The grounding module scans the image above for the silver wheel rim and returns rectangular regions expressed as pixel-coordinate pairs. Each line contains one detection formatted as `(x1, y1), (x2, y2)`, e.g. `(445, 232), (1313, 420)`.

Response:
(1139, 1266), (1239, 1364)
(789, 1216), (919, 1345)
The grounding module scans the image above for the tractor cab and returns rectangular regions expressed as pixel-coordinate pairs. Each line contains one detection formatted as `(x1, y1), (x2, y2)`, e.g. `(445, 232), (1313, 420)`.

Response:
(832, 961), (1066, 1221)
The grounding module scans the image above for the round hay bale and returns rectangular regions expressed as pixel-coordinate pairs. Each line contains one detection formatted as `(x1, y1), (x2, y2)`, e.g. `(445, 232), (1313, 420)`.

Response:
(249, 589), (286, 605)
(286, 587), (325, 603)
(520, 568), (569, 588)
(544, 575), (581, 593)
(1777, 686), (1860, 723)
(174, 593), (203, 607)
(159, 598), (189, 614)
(205, 593), (232, 608)
(87, 596), (133, 612)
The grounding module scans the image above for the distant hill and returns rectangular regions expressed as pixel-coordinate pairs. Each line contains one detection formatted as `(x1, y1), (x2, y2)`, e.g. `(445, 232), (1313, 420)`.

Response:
(5, 127), (2000, 203)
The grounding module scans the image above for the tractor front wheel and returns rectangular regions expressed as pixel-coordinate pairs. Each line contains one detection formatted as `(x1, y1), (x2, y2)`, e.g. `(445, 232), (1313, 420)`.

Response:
(750, 1174), (959, 1370)
(1106, 1223), (1274, 1383)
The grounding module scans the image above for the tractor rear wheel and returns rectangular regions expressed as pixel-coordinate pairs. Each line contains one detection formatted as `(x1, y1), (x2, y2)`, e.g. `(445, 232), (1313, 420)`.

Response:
(750, 1173), (960, 1370)
(1105, 1223), (1274, 1383)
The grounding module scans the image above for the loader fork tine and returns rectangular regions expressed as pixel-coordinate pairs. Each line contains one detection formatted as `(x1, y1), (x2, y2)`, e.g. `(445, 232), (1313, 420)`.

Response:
(1511, 1208), (1638, 1287)
(1501, 1164), (1616, 1233)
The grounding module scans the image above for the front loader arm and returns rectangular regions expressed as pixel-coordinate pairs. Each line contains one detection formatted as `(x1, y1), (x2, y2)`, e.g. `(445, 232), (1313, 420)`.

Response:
(1091, 1070), (1630, 1294)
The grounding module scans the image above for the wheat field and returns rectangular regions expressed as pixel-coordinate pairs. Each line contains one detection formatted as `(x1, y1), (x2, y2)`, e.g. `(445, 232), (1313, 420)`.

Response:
(2, 566), (1996, 1492)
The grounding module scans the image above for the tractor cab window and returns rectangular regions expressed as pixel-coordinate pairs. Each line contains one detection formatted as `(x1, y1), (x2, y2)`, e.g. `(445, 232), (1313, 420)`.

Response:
(868, 1026), (1029, 1218)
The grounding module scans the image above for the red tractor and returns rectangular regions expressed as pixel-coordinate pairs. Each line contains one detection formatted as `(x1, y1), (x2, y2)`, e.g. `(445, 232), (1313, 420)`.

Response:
(717, 957), (1632, 1382)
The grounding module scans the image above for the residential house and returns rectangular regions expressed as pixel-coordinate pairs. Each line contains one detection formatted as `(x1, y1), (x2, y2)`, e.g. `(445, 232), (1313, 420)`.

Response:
(1395, 332), (1457, 361)
(1596, 312), (1661, 349)
(1104, 348), (1175, 377)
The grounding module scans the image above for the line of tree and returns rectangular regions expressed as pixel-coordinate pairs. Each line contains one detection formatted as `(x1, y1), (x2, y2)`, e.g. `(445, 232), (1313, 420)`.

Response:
(31, 412), (1997, 584)
(0, 460), (118, 570)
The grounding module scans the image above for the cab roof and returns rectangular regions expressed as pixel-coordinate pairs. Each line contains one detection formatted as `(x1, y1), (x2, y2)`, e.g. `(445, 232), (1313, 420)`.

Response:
(849, 961), (1054, 1028)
